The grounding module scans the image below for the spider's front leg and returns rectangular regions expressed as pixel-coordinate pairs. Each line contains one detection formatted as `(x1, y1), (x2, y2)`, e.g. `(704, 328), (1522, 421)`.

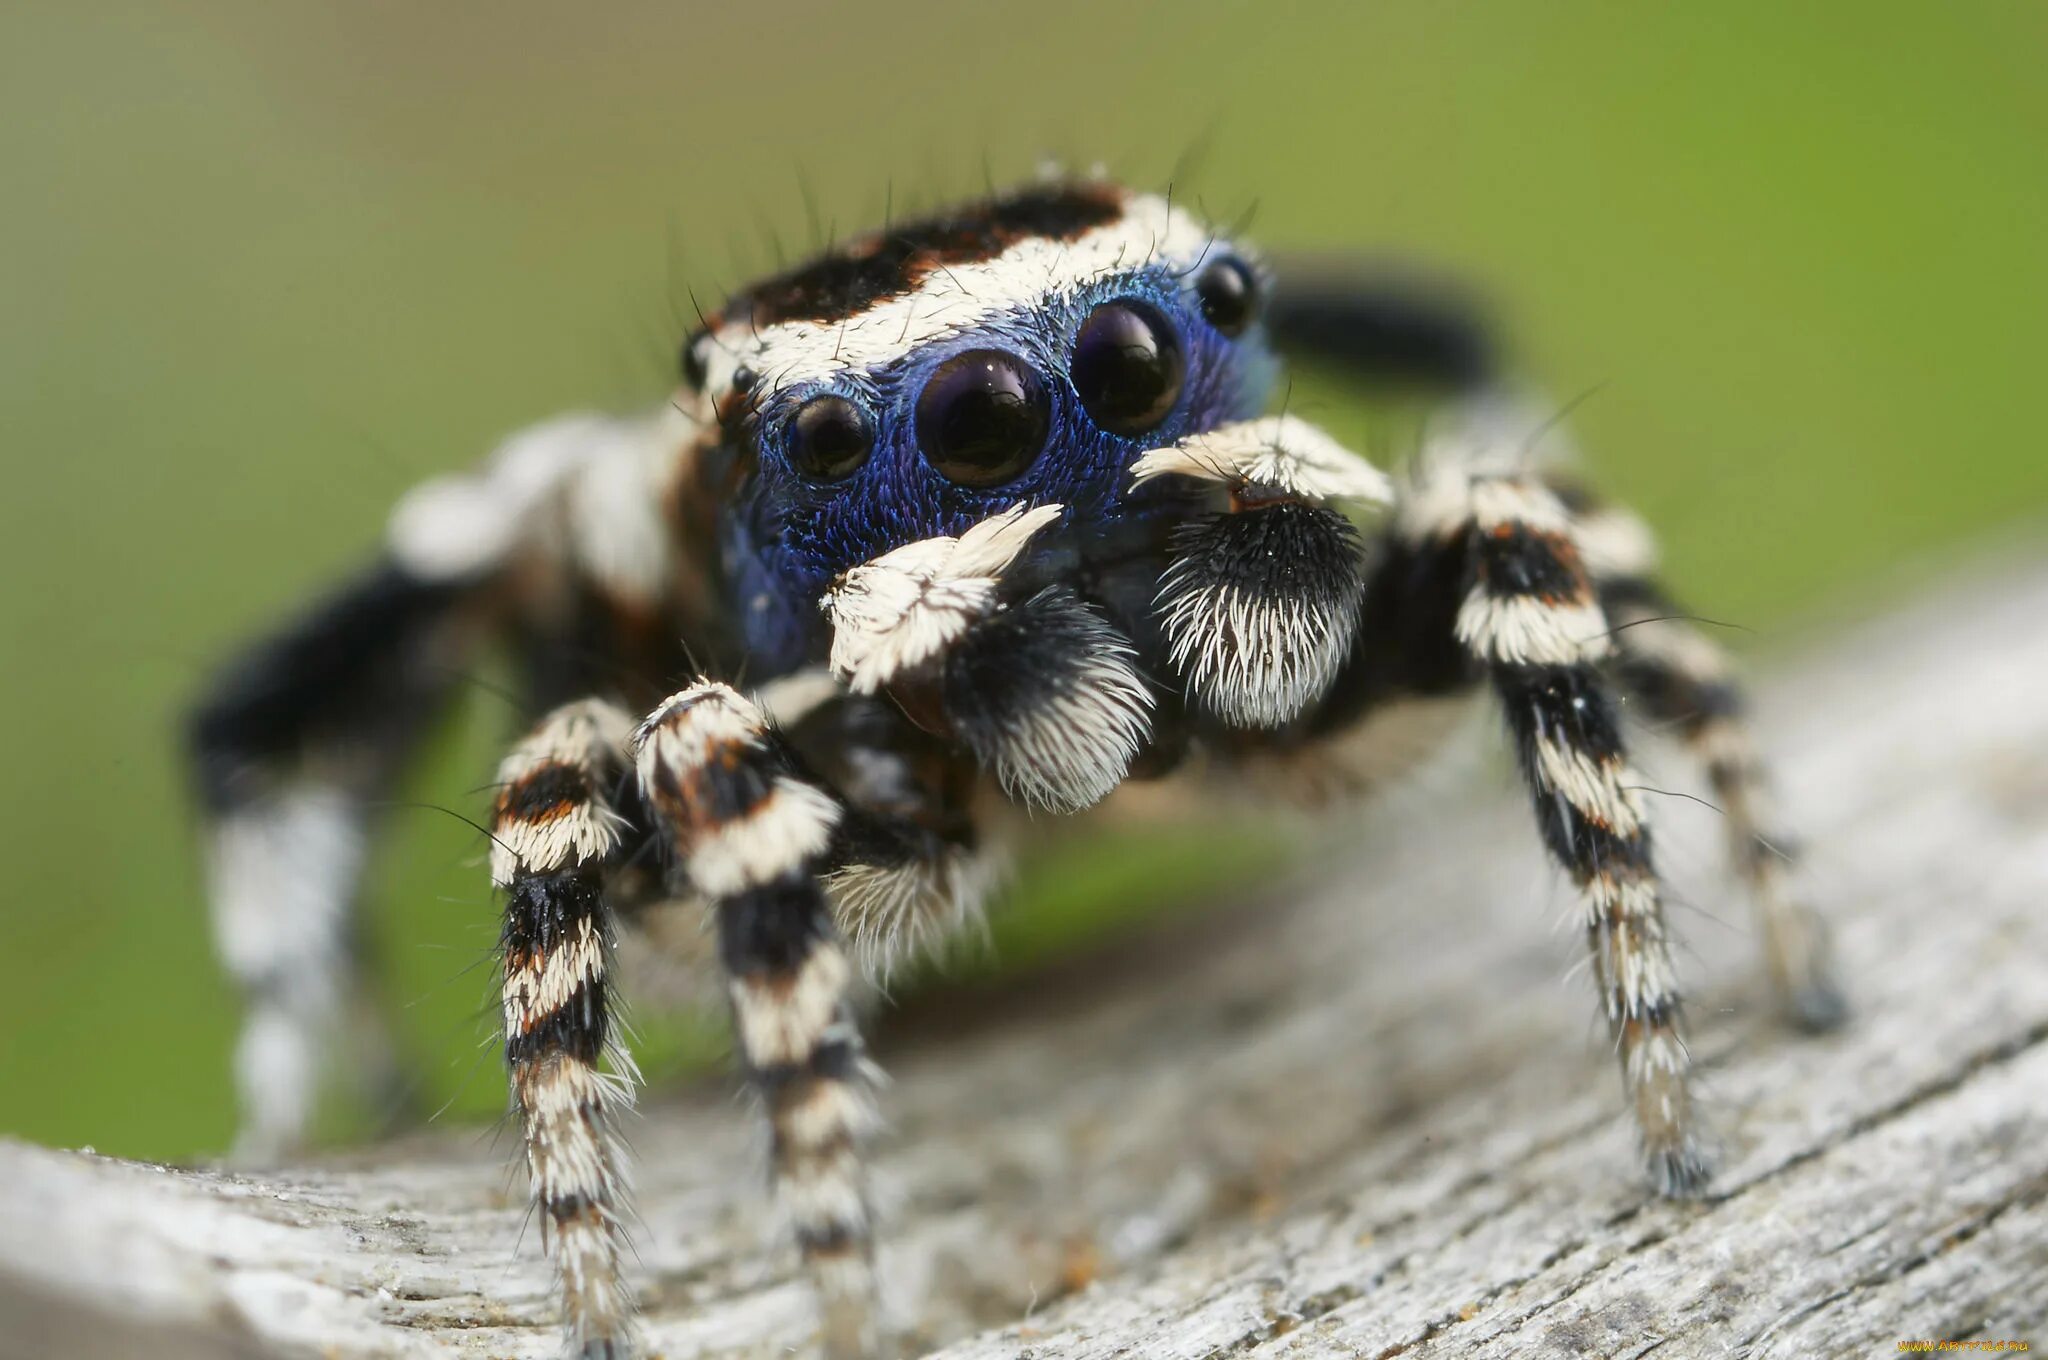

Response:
(632, 682), (881, 1360)
(492, 699), (642, 1359)
(1436, 473), (1713, 1193)
(1129, 422), (1709, 1186)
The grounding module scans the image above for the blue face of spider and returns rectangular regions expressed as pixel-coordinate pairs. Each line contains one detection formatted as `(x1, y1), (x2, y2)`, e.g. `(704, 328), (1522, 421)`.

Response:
(687, 183), (1283, 673)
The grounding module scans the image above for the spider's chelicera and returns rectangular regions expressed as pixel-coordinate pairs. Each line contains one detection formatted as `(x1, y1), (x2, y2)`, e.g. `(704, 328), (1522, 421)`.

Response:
(189, 178), (1845, 1360)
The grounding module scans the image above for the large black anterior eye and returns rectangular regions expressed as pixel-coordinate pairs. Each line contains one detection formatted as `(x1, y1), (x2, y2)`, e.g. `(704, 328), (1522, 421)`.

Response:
(787, 394), (874, 482)
(1071, 301), (1184, 436)
(1196, 255), (1260, 336)
(916, 350), (1051, 487)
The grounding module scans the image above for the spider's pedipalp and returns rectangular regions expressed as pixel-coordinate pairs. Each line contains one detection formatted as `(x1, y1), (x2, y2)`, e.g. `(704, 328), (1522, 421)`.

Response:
(1128, 414), (1396, 505)
(1134, 415), (1387, 730)
(1156, 501), (1369, 729)
(823, 506), (1155, 814)
(821, 503), (1063, 695)
(634, 682), (882, 1360)
(939, 585), (1153, 812)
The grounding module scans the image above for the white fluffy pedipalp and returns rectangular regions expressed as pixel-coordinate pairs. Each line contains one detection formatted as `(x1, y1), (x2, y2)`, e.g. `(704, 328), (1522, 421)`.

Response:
(983, 630), (1153, 813)
(821, 503), (1063, 693)
(1159, 561), (1362, 728)
(1129, 415), (1394, 506)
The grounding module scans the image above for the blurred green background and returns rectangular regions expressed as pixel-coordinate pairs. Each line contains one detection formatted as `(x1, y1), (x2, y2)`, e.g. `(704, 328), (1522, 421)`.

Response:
(3, 1), (2044, 1162)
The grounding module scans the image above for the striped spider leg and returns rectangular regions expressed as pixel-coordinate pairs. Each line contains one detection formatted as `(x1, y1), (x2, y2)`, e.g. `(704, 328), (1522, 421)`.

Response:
(495, 676), (1011, 1360)
(1566, 486), (1847, 1031)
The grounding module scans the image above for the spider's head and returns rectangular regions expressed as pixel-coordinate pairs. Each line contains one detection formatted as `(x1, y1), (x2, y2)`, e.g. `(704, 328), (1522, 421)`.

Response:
(687, 184), (1308, 653)
(687, 183), (1393, 789)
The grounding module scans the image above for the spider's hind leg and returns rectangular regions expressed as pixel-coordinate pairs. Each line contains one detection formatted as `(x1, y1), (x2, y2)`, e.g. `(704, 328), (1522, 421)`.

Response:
(191, 405), (707, 1160)
(1564, 488), (1847, 1031)
(190, 558), (480, 1158)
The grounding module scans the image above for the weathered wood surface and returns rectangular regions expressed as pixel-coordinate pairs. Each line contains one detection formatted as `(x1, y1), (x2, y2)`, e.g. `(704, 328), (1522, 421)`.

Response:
(5, 556), (2047, 1360)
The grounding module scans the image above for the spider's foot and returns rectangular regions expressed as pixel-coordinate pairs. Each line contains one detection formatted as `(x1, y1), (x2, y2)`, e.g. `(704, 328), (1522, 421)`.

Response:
(1770, 905), (1849, 1034)
(1645, 1137), (1716, 1200)
(1781, 972), (1850, 1034)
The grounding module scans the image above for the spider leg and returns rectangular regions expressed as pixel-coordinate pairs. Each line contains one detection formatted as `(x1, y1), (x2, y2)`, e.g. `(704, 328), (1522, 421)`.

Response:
(633, 681), (882, 1360)
(1403, 470), (1712, 1195)
(491, 698), (642, 1360)
(1263, 262), (1499, 393)
(191, 406), (707, 1158)
(190, 559), (478, 1158)
(1564, 492), (1846, 1030)
(760, 672), (1006, 973)
(606, 673), (1009, 1008)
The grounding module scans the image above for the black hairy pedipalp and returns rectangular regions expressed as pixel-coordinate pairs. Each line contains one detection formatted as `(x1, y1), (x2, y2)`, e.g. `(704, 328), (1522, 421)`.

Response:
(940, 585), (1151, 812)
(1159, 502), (1368, 728)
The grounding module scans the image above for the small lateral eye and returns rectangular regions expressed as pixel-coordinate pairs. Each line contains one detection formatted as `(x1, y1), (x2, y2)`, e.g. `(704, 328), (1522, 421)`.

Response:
(1071, 300), (1184, 437)
(916, 350), (1051, 488)
(787, 394), (875, 482)
(1196, 255), (1260, 336)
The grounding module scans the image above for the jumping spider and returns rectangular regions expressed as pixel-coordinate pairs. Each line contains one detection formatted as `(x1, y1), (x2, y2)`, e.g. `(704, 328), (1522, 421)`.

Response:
(190, 178), (1845, 1358)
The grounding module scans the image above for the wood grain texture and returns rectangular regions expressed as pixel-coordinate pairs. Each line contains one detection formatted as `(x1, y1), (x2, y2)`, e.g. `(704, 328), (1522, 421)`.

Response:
(5, 558), (2046, 1360)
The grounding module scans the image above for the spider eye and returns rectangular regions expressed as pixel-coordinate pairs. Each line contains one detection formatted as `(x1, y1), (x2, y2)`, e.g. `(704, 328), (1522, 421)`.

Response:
(1196, 255), (1260, 337)
(916, 350), (1050, 488)
(1070, 301), (1184, 437)
(787, 394), (875, 482)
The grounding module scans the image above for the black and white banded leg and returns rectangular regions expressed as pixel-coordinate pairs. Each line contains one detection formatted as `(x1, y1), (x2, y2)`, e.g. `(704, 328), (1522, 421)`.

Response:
(193, 405), (705, 1158)
(761, 674), (1007, 974)
(633, 682), (882, 1360)
(1444, 475), (1712, 1194)
(492, 699), (641, 1360)
(192, 558), (476, 1158)
(1569, 496), (1846, 1030)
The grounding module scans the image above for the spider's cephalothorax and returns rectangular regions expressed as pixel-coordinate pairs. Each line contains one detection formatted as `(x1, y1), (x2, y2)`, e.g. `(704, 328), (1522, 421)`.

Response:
(189, 178), (1844, 1360)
